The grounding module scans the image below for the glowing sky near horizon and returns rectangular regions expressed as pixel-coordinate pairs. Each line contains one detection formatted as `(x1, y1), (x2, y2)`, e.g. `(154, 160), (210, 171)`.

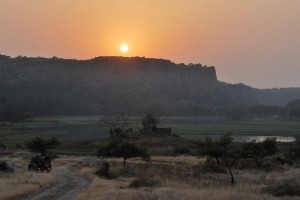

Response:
(0, 0), (300, 88)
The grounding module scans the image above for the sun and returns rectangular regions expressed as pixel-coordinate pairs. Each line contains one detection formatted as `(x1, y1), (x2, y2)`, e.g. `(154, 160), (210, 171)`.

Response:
(120, 44), (129, 53)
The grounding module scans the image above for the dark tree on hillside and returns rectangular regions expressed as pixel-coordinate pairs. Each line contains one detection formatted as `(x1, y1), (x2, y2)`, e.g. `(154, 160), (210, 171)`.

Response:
(0, 97), (31, 122)
(287, 99), (300, 119)
(97, 140), (149, 166)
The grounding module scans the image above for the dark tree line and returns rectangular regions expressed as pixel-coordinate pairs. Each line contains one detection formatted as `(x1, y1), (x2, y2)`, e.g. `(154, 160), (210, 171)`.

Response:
(0, 97), (31, 122)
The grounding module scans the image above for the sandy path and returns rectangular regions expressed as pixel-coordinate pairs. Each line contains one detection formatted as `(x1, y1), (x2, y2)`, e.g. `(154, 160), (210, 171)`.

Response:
(19, 165), (90, 200)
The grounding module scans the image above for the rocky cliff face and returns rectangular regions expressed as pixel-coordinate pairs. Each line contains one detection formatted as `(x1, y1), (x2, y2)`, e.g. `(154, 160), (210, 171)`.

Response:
(0, 55), (217, 115)
(1, 54), (300, 116)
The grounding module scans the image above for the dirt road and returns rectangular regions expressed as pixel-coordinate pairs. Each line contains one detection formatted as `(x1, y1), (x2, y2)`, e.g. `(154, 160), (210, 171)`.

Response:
(19, 165), (89, 200)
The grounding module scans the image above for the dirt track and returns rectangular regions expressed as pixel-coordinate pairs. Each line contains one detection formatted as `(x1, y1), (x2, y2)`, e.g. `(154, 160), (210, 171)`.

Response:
(19, 165), (89, 200)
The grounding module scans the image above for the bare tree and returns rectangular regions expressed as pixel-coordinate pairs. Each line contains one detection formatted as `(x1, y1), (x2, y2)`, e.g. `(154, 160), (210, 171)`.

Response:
(98, 114), (132, 138)
(138, 109), (166, 132)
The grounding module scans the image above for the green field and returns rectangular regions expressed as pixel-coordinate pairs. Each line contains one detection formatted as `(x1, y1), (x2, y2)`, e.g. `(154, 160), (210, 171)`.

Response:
(162, 122), (300, 136)
(1, 116), (300, 147)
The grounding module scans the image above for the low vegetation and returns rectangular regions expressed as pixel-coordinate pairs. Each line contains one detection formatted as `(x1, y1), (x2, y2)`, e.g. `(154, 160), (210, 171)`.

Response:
(0, 161), (13, 173)
(129, 177), (160, 188)
(26, 136), (60, 154)
(264, 178), (300, 197)
(97, 140), (150, 166)
(2, 115), (300, 199)
(95, 161), (120, 179)
(0, 152), (55, 200)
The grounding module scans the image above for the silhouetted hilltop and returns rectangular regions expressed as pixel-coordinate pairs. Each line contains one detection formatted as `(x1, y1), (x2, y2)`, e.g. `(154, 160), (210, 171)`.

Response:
(1, 54), (300, 116)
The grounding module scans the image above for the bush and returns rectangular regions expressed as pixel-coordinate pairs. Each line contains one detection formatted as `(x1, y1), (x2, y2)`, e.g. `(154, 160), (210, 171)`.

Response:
(129, 177), (160, 188)
(47, 137), (60, 146)
(261, 159), (283, 172)
(0, 161), (14, 173)
(95, 161), (119, 179)
(97, 140), (150, 166)
(202, 161), (226, 173)
(27, 137), (59, 153)
(0, 144), (7, 150)
(27, 137), (47, 153)
(173, 146), (191, 155)
(264, 179), (300, 196)
(16, 143), (24, 149)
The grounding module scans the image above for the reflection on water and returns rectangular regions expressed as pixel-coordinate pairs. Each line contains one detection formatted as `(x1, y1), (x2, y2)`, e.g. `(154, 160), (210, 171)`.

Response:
(35, 122), (296, 143)
(181, 134), (295, 143)
(49, 124), (296, 143)
(244, 136), (295, 143)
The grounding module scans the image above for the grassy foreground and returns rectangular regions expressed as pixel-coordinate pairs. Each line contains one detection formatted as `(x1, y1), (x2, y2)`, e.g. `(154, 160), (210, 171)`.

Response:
(1, 151), (300, 200)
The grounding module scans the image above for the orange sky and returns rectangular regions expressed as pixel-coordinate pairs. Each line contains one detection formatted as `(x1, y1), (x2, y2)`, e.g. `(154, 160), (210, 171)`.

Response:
(0, 0), (300, 88)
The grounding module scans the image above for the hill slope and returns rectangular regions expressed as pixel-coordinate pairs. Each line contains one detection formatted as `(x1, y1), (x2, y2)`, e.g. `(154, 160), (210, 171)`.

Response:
(1, 55), (300, 116)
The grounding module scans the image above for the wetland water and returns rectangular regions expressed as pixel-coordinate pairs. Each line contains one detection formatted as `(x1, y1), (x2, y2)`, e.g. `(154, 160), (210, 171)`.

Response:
(45, 123), (296, 143)
(3, 118), (297, 143)
(181, 134), (296, 143)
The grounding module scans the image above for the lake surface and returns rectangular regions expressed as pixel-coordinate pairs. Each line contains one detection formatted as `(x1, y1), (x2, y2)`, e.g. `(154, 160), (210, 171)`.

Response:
(45, 123), (295, 143)
(11, 117), (297, 143)
(180, 134), (295, 143)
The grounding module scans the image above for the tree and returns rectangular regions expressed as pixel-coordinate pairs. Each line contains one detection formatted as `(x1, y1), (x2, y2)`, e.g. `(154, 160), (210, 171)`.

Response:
(283, 136), (300, 166)
(97, 140), (149, 166)
(141, 113), (159, 132)
(27, 137), (47, 154)
(198, 133), (233, 166)
(198, 133), (238, 185)
(262, 138), (278, 156)
(98, 114), (133, 138)
(241, 139), (277, 168)
(0, 97), (31, 122)
(287, 99), (300, 119)
(27, 137), (59, 154)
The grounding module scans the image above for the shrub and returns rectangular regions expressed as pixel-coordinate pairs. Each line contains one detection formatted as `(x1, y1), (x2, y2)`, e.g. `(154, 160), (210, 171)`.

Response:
(95, 161), (119, 179)
(202, 161), (226, 173)
(27, 137), (47, 153)
(95, 161), (110, 178)
(47, 137), (60, 146)
(0, 161), (14, 173)
(27, 137), (60, 153)
(173, 146), (191, 155)
(261, 159), (282, 172)
(263, 179), (300, 196)
(97, 140), (150, 166)
(16, 143), (24, 149)
(0, 144), (7, 150)
(129, 177), (160, 188)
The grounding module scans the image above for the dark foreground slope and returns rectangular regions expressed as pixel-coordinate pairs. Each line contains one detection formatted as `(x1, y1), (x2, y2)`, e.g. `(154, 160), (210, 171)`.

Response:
(1, 54), (300, 116)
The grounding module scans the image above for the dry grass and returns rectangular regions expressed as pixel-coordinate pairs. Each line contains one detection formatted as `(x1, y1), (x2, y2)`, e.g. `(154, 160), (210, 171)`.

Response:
(0, 151), (55, 200)
(0, 171), (55, 199)
(2, 153), (300, 200)
(74, 156), (300, 200)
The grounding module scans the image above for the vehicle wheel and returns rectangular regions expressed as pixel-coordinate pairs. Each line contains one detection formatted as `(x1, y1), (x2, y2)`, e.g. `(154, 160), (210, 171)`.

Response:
(44, 162), (50, 168)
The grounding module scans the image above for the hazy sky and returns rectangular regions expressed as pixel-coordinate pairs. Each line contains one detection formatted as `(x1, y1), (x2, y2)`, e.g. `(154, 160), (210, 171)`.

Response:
(0, 0), (299, 88)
